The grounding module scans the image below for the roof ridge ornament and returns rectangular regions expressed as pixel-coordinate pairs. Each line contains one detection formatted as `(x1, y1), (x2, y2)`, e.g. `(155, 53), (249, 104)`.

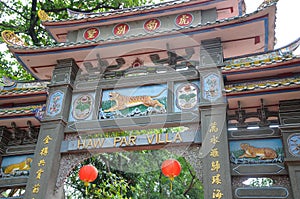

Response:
(1, 30), (27, 47)
(258, 0), (279, 9)
(38, 10), (52, 21)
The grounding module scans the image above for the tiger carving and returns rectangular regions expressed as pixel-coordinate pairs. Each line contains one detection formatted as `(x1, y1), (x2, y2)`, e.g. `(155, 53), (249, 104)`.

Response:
(4, 158), (33, 174)
(239, 143), (277, 160)
(104, 89), (166, 112)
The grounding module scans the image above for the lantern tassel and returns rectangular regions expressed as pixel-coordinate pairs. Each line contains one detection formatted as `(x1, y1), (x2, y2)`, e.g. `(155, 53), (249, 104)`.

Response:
(84, 182), (89, 196)
(169, 177), (174, 192)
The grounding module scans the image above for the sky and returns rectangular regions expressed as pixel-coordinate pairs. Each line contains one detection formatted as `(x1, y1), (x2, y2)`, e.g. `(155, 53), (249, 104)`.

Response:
(245, 0), (300, 50)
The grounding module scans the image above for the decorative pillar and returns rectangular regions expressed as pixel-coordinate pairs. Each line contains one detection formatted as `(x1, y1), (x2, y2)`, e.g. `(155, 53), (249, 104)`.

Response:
(24, 58), (79, 199)
(0, 126), (10, 155)
(279, 99), (300, 199)
(198, 38), (233, 199)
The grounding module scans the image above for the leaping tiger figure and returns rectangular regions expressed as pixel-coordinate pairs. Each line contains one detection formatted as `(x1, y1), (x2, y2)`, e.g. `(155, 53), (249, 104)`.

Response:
(104, 88), (166, 112)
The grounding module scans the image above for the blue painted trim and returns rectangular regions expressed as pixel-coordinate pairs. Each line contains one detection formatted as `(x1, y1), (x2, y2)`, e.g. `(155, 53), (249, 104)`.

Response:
(47, 0), (226, 29)
(13, 53), (39, 79)
(264, 17), (269, 52)
(238, 0), (243, 16)
(219, 16), (269, 51)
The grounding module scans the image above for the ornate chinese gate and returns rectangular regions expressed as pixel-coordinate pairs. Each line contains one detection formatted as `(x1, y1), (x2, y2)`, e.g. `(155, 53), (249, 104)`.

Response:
(22, 38), (233, 199)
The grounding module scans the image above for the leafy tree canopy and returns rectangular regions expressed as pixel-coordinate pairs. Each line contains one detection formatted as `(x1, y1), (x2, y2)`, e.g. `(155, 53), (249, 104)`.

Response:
(0, 0), (154, 80)
(66, 150), (203, 198)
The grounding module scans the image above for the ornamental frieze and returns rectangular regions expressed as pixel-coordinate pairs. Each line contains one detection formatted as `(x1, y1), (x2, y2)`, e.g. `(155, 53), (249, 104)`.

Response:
(74, 10), (202, 42)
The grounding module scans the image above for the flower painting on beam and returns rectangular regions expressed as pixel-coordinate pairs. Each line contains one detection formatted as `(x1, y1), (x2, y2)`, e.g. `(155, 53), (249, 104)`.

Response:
(69, 93), (94, 122)
(203, 73), (221, 102)
(174, 81), (199, 112)
(46, 90), (64, 117)
(72, 94), (93, 120)
(100, 84), (167, 119)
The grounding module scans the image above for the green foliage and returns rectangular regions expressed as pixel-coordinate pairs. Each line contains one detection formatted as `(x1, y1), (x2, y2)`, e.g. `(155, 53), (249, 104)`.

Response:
(0, 0), (155, 80)
(231, 149), (244, 159)
(249, 177), (273, 187)
(0, 49), (34, 81)
(65, 150), (203, 198)
(75, 101), (91, 112)
(179, 93), (197, 102)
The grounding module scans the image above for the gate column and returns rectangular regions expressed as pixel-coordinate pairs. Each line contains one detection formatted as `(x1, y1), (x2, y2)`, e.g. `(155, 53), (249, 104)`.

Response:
(198, 38), (233, 199)
(24, 58), (79, 199)
(279, 99), (300, 198)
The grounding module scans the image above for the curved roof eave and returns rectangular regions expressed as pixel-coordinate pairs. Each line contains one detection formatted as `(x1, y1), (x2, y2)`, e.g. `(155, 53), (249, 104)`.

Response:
(42, 0), (241, 42)
(7, 4), (276, 80)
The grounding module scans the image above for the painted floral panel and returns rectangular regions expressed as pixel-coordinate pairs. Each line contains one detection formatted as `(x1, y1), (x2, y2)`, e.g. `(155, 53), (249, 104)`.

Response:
(174, 81), (199, 112)
(46, 90), (64, 117)
(203, 73), (221, 101)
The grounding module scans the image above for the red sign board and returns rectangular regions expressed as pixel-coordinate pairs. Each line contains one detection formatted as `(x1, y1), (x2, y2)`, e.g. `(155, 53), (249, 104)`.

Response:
(144, 18), (161, 32)
(113, 23), (130, 37)
(175, 13), (194, 27)
(83, 27), (100, 41)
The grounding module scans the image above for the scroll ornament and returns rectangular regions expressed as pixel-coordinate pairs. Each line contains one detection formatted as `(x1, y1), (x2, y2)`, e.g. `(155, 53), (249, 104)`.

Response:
(1, 30), (27, 46)
(37, 10), (52, 21)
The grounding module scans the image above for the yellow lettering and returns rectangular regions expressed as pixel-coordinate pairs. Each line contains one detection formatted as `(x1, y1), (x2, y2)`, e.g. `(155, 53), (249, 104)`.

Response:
(86, 139), (93, 148)
(78, 139), (85, 149)
(156, 134), (165, 144)
(93, 138), (105, 148)
(165, 133), (172, 143)
(129, 136), (137, 145)
(114, 137), (121, 147)
(173, 132), (183, 142)
(147, 134), (155, 144)
(119, 137), (128, 146)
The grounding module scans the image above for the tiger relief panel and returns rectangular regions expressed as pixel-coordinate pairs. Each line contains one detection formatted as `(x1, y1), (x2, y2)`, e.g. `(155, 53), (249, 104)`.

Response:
(229, 139), (284, 165)
(0, 154), (34, 178)
(99, 84), (167, 119)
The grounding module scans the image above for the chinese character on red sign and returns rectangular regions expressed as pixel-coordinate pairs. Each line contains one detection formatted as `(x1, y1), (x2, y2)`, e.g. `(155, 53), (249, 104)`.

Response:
(175, 13), (193, 27)
(83, 28), (100, 41)
(113, 23), (130, 36)
(144, 18), (161, 32)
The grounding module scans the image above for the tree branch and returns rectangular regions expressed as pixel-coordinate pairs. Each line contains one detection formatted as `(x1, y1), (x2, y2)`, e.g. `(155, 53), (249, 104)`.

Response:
(183, 161), (197, 196)
(42, 3), (121, 14)
(28, 0), (40, 45)
(0, 1), (29, 20)
(0, 23), (19, 29)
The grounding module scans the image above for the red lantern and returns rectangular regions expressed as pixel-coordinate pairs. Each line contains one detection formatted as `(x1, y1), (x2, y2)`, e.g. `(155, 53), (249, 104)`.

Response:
(161, 159), (181, 191)
(79, 165), (98, 186)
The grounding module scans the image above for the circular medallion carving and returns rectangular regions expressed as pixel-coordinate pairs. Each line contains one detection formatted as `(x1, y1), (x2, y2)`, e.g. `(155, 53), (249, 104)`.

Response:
(144, 18), (161, 32)
(113, 23), (130, 37)
(175, 13), (194, 27)
(176, 83), (199, 110)
(72, 95), (93, 120)
(83, 27), (100, 41)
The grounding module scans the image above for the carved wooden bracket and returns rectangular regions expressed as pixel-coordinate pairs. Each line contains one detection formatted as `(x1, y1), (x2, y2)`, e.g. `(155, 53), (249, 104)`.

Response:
(150, 43), (195, 66)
